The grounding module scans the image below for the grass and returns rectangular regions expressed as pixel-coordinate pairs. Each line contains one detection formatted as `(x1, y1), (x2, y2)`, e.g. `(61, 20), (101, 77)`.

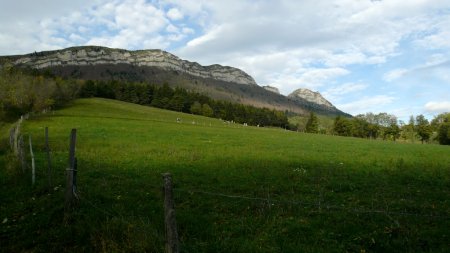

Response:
(1, 98), (449, 252)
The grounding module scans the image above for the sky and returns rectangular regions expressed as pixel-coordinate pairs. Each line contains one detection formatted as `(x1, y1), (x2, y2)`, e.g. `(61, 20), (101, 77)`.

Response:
(1, 0), (449, 121)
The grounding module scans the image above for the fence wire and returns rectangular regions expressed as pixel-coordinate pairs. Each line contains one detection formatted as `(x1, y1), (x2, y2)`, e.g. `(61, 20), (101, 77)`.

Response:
(173, 187), (450, 219)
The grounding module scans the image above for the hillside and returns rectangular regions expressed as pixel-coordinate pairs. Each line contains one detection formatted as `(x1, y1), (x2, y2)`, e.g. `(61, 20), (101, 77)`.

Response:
(1, 98), (449, 252)
(0, 46), (350, 117)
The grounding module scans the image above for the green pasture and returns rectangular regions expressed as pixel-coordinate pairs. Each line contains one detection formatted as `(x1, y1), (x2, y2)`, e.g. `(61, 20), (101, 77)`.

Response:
(1, 98), (449, 252)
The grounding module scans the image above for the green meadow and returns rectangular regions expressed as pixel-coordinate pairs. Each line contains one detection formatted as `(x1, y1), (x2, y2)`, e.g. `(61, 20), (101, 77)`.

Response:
(1, 98), (449, 252)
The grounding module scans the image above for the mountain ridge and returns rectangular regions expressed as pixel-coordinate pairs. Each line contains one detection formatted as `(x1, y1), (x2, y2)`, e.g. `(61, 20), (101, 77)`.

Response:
(0, 46), (350, 117)
(6, 46), (257, 86)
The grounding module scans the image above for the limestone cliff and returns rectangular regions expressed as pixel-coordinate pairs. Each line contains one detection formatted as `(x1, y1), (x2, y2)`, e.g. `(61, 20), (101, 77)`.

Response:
(9, 46), (257, 86)
(262, 85), (280, 94)
(288, 88), (335, 109)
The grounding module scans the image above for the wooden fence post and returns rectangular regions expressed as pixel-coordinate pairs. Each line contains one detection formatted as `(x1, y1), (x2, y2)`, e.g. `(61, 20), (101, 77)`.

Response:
(65, 129), (77, 210)
(9, 126), (15, 150)
(162, 173), (179, 253)
(18, 135), (26, 173)
(73, 158), (78, 199)
(45, 127), (52, 189)
(14, 121), (20, 155)
(29, 135), (35, 186)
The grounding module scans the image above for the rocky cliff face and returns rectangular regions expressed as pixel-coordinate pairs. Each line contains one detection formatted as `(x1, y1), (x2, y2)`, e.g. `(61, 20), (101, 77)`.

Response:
(9, 46), (257, 86)
(262, 85), (280, 94)
(288, 88), (335, 108)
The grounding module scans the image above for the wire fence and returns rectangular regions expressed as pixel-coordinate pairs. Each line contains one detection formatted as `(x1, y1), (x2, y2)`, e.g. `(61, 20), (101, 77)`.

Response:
(173, 187), (449, 219)
(66, 175), (450, 222)
(6, 116), (450, 251)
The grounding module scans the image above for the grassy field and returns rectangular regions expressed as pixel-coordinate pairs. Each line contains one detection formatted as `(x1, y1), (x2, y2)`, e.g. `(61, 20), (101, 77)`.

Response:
(1, 98), (449, 252)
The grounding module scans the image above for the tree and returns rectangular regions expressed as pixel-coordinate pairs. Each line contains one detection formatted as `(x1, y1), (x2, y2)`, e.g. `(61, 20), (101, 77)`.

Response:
(333, 116), (352, 136)
(385, 122), (401, 141)
(190, 101), (202, 115)
(352, 116), (370, 138)
(169, 94), (184, 112)
(415, 114), (432, 144)
(305, 112), (319, 133)
(401, 115), (416, 142)
(202, 104), (214, 117)
(434, 113), (450, 145)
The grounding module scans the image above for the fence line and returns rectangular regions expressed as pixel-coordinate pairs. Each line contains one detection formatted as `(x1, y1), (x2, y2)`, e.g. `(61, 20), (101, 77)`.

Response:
(23, 163), (450, 221)
(78, 190), (162, 237)
(173, 187), (450, 219)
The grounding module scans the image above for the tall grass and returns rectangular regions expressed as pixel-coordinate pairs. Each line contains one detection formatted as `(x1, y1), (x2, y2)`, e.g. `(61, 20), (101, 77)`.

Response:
(1, 98), (449, 252)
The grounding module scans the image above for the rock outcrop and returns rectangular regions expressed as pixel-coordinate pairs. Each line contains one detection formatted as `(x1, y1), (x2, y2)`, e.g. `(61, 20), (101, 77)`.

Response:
(9, 46), (257, 86)
(262, 85), (280, 94)
(288, 88), (335, 108)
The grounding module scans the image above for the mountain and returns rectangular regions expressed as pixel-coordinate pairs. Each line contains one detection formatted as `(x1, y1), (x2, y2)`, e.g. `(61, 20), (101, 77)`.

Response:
(288, 88), (334, 109)
(0, 46), (349, 116)
(263, 85), (280, 94)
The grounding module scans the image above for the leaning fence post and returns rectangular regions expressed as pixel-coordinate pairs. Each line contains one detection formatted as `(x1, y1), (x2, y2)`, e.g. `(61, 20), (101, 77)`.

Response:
(29, 135), (35, 186)
(65, 129), (77, 210)
(18, 135), (26, 173)
(9, 126), (15, 150)
(45, 127), (52, 189)
(162, 173), (179, 253)
(14, 121), (21, 155)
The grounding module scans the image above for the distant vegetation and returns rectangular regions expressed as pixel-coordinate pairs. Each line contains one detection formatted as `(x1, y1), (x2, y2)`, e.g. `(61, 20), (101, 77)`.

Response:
(80, 80), (290, 128)
(331, 112), (450, 145)
(1, 65), (449, 145)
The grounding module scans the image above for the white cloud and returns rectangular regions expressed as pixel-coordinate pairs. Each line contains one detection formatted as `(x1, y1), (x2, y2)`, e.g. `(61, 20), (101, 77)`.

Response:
(414, 14), (450, 49)
(295, 68), (350, 88)
(337, 95), (396, 115)
(166, 24), (179, 33)
(323, 82), (368, 101)
(167, 8), (184, 21)
(424, 101), (450, 113)
(1, 0), (450, 118)
(383, 68), (408, 82)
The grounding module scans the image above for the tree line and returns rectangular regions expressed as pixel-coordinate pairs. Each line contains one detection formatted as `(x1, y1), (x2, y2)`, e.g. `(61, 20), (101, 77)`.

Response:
(80, 80), (290, 128)
(303, 111), (450, 145)
(1, 65), (448, 145)
(0, 65), (81, 121)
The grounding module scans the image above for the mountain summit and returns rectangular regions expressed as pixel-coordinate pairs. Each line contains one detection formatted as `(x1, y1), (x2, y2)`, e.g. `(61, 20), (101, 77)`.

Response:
(288, 88), (335, 109)
(1, 46), (349, 117)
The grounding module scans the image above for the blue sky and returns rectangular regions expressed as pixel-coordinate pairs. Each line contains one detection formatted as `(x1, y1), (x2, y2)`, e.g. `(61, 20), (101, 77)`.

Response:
(1, 0), (449, 121)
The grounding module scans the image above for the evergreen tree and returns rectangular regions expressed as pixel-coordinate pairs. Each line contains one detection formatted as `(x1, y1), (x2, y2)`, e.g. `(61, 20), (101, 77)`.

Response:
(169, 94), (184, 111)
(190, 101), (202, 115)
(305, 112), (319, 133)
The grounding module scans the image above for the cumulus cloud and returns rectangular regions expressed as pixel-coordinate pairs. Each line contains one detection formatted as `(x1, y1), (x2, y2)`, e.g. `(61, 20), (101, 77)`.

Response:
(1, 0), (450, 118)
(167, 8), (184, 21)
(424, 101), (450, 113)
